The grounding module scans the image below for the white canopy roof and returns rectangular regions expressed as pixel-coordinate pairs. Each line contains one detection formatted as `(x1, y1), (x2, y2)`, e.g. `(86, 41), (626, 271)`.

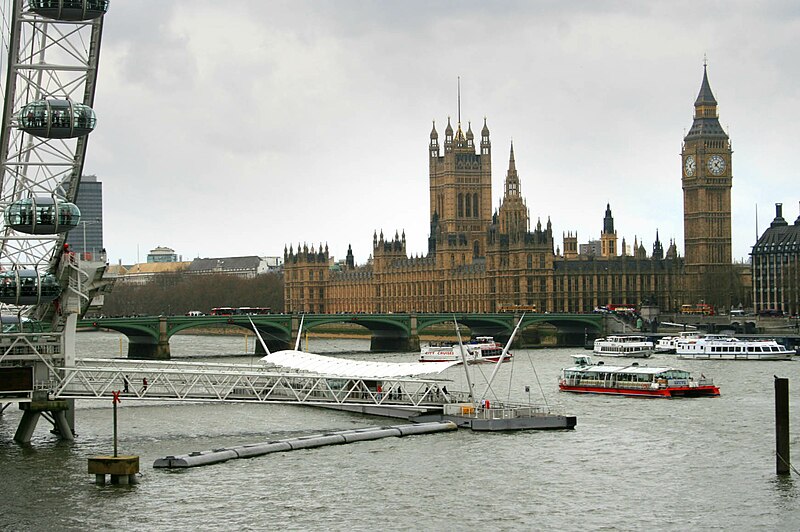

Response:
(260, 350), (460, 379)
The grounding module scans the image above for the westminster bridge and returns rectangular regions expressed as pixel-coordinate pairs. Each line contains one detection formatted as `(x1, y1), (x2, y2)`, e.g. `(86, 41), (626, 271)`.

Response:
(78, 313), (607, 359)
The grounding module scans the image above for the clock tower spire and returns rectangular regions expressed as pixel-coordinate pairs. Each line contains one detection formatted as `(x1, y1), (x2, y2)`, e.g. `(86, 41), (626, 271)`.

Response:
(681, 61), (733, 308)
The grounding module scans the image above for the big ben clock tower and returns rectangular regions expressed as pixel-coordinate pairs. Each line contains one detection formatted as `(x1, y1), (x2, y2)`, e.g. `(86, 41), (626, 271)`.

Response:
(681, 62), (733, 307)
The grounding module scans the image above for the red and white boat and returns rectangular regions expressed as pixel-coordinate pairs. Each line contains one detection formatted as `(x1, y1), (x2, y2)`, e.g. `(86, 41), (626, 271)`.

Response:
(419, 336), (512, 363)
(559, 355), (720, 398)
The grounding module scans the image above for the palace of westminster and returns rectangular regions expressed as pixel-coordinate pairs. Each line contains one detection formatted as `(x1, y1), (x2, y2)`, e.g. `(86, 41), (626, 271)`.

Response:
(284, 66), (798, 316)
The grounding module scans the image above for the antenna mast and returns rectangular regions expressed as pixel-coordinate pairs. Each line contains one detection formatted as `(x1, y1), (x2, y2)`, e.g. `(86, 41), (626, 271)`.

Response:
(457, 76), (461, 125)
(755, 203), (759, 241)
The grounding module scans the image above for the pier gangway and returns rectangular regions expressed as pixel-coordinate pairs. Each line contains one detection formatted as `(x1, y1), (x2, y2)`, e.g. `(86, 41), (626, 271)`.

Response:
(52, 358), (459, 420)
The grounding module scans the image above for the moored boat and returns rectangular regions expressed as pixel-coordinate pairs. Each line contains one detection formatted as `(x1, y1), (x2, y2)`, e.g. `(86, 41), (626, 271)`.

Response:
(655, 331), (702, 354)
(675, 335), (794, 360)
(419, 336), (512, 363)
(559, 355), (720, 397)
(593, 335), (653, 358)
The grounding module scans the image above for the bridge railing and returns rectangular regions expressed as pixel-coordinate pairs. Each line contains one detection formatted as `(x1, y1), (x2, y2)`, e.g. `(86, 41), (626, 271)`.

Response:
(55, 358), (452, 410)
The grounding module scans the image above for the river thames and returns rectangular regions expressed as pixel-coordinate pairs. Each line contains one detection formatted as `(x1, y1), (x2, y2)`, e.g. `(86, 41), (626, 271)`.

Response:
(2, 331), (800, 531)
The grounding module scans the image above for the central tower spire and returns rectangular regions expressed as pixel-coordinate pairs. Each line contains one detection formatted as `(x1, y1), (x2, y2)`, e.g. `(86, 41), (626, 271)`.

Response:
(497, 142), (529, 240)
(504, 141), (520, 198)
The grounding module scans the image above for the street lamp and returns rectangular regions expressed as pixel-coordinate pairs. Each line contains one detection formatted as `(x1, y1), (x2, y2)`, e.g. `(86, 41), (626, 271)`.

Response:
(79, 219), (100, 260)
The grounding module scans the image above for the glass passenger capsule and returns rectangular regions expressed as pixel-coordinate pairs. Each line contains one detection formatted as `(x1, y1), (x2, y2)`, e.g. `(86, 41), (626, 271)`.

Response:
(0, 316), (43, 333)
(4, 196), (81, 235)
(0, 270), (61, 306)
(17, 100), (97, 139)
(27, 0), (110, 21)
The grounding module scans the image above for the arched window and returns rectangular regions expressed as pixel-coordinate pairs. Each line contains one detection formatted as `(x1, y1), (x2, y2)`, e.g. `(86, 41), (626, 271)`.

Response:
(465, 194), (471, 218)
(473, 193), (479, 218)
(458, 194), (463, 217)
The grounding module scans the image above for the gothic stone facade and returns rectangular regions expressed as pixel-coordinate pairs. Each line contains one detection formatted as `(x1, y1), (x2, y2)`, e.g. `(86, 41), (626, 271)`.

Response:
(751, 203), (800, 316)
(285, 68), (737, 314)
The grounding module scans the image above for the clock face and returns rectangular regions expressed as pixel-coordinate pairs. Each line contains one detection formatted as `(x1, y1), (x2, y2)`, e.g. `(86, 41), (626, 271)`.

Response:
(684, 155), (696, 177)
(707, 154), (726, 176)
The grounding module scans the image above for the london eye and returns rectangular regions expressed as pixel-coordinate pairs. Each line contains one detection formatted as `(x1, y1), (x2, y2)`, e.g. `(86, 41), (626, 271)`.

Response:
(0, 0), (108, 324)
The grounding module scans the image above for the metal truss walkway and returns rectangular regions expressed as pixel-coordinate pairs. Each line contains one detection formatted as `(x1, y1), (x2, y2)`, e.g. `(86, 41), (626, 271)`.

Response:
(54, 358), (460, 419)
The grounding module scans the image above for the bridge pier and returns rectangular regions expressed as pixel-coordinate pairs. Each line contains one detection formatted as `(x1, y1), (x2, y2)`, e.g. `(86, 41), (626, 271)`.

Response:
(13, 392), (74, 444)
(370, 329), (419, 352)
(470, 325), (513, 347)
(255, 336), (290, 354)
(127, 337), (171, 359)
(127, 317), (171, 359)
(557, 331), (587, 347)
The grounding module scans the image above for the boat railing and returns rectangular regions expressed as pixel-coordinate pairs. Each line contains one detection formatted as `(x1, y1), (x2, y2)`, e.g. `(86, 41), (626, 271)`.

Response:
(444, 402), (554, 419)
(562, 377), (665, 390)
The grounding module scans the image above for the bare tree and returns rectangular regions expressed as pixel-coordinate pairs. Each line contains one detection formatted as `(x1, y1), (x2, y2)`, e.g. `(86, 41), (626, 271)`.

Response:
(102, 272), (285, 316)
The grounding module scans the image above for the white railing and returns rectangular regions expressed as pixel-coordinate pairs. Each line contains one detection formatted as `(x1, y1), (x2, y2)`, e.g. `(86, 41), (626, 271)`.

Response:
(53, 358), (451, 410)
(444, 402), (555, 419)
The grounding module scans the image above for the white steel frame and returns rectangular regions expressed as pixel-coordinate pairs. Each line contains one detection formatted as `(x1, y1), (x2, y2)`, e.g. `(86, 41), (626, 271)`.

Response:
(55, 358), (461, 409)
(0, 0), (104, 287)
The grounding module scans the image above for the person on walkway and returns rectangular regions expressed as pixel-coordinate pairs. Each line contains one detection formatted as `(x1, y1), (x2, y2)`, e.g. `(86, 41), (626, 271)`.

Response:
(142, 377), (148, 392)
(123, 375), (129, 393)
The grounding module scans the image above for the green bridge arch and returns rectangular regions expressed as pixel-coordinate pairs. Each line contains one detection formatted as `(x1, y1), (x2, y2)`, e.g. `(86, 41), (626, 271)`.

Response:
(79, 312), (605, 359)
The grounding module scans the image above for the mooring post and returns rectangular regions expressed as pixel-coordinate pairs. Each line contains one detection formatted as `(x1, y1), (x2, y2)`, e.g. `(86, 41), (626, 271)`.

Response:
(775, 376), (790, 475)
(113, 395), (118, 458)
(89, 390), (139, 485)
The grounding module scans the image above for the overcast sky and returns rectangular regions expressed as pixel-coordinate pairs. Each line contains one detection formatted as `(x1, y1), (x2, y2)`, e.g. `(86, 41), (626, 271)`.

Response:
(86, 1), (800, 266)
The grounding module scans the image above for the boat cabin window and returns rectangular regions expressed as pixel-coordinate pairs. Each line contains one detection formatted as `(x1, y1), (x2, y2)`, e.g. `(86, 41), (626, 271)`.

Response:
(657, 370), (690, 380)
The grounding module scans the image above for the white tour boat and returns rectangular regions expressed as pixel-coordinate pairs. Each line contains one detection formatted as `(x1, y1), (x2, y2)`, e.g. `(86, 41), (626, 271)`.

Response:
(419, 336), (512, 363)
(655, 332), (702, 354)
(593, 335), (654, 358)
(675, 335), (795, 360)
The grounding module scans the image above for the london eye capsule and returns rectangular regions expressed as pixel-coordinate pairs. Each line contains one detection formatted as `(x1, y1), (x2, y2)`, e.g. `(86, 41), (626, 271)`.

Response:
(17, 100), (97, 139)
(0, 270), (61, 306)
(4, 196), (81, 235)
(27, 0), (110, 21)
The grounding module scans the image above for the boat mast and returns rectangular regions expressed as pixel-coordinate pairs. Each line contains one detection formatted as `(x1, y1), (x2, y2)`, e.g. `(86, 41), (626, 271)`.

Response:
(453, 317), (476, 405)
(479, 313), (524, 403)
(248, 316), (271, 355)
(295, 314), (306, 350)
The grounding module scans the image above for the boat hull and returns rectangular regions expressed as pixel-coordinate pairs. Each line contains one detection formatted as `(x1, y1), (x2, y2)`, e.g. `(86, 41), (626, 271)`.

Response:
(414, 412), (576, 430)
(558, 384), (720, 398)
(466, 414), (577, 431)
